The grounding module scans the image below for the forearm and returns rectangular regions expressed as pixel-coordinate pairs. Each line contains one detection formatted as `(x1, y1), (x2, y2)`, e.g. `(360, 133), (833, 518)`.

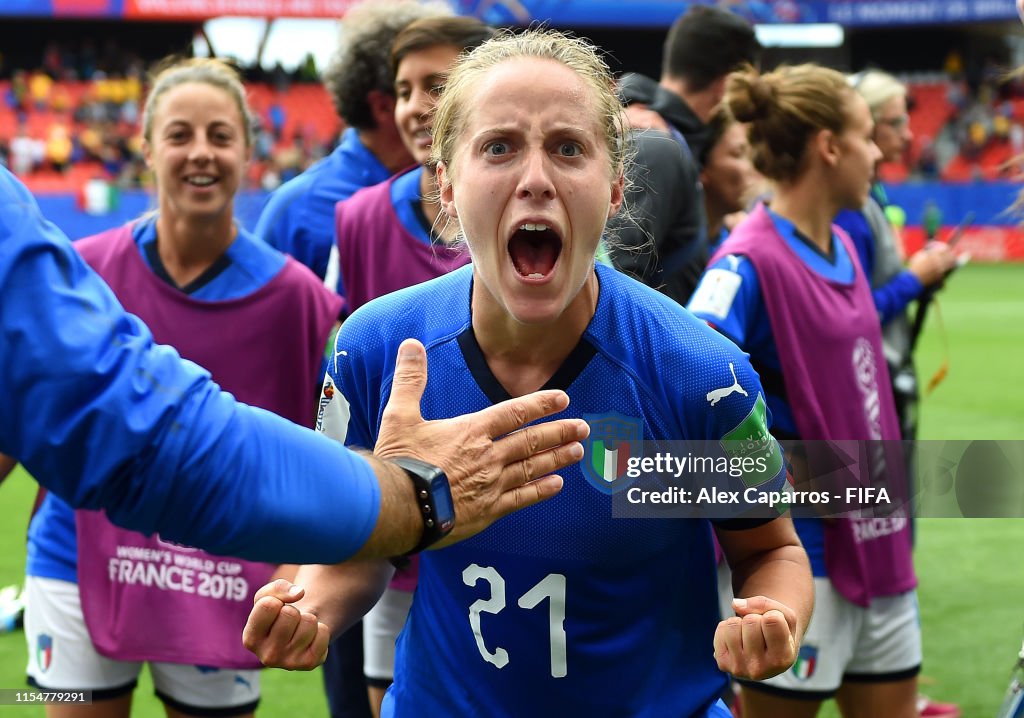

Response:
(349, 456), (422, 560)
(729, 541), (813, 637)
(164, 435), (421, 565)
(873, 270), (924, 324)
(292, 560), (394, 638)
(143, 392), (383, 565)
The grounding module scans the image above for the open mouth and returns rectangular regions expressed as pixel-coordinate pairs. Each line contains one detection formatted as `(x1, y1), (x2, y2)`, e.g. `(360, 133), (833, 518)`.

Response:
(508, 223), (562, 280)
(185, 175), (217, 188)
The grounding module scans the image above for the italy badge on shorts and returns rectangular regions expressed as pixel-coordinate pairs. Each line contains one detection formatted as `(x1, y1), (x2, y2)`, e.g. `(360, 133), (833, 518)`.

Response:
(582, 413), (642, 494)
(36, 634), (53, 673)
(792, 644), (817, 680)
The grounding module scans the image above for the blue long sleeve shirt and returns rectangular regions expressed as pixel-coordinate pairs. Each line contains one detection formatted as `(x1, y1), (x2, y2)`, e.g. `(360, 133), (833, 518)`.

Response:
(834, 206), (923, 324)
(0, 166), (379, 565)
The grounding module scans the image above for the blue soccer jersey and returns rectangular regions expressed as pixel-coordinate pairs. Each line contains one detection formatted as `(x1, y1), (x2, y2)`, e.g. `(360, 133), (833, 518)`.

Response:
(327, 263), (788, 717)
(255, 127), (393, 290)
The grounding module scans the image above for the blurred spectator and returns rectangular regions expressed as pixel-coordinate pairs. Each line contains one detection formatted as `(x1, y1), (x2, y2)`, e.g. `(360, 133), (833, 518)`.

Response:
(993, 113), (1011, 142)
(42, 42), (63, 80)
(45, 124), (72, 173)
(28, 70), (52, 111)
(51, 84), (72, 114)
(943, 49), (964, 78)
(267, 100), (286, 141)
(981, 56), (1004, 92)
(916, 137), (939, 179)
(97, 123), (130, 179)
(260, 162), (282, 192)
(253, 118), (275, 162)
(10, 124), (40, 177)
(964, 120), (987, 160)
(104, 72), (130, 121)
(78, 39), (98, 80)
(93, 71), (119, 121)
(947, 79), (968, 113)
(274, 145), (305, 184)
(1011, 121), (1024, 154)
(5, 71), (27, 113)
(122, 68), (143, 125)
(74, 86), (108, 125)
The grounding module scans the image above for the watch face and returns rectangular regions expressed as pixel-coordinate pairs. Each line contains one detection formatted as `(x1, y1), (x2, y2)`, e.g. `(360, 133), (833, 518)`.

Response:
(435, 482), (455, 532)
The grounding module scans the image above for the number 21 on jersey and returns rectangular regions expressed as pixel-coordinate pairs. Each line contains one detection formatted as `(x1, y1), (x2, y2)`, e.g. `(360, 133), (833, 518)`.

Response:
(462, 564), (567, 678)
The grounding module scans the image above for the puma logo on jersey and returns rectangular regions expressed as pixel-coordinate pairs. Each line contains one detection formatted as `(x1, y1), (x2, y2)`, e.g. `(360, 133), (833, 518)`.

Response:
(707, 363), (748, 406)
(333, 348), (348, 373)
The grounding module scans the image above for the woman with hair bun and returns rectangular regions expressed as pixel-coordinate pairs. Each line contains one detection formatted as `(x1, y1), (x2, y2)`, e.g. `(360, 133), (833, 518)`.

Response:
(689, 64), (920, 718)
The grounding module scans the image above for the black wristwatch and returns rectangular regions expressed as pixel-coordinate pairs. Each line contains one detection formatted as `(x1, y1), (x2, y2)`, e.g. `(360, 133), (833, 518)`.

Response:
(392, 457), (455, 555)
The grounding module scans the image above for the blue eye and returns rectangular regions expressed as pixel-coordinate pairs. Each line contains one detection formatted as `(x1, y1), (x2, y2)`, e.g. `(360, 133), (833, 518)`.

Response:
(558, 142), (582, 157)
(485, 142), (510, 157)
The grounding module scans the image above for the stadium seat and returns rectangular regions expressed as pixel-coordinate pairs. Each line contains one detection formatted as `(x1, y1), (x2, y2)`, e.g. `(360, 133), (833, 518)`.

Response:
(940, 154), (976, 182)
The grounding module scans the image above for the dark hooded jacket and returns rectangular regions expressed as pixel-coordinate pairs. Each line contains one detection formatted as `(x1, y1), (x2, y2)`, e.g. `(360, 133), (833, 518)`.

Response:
(609, 73), (708, 305)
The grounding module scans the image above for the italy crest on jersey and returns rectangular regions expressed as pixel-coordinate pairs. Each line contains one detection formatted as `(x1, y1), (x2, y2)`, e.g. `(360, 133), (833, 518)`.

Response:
(582, 413), (643, 494)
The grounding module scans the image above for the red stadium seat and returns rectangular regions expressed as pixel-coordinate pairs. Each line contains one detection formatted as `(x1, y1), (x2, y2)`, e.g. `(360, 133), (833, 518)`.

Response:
(878, 161), (909, 183)
(907, 82), (956, 147)
(940, 154), (976, 182)
(978, 141), (1015, 180)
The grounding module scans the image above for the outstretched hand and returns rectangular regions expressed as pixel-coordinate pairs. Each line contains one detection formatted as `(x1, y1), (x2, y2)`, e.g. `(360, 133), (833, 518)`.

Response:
(375, 339), (589, 546)
(241, 579), (329, 671)
(713, 595), (800, 680)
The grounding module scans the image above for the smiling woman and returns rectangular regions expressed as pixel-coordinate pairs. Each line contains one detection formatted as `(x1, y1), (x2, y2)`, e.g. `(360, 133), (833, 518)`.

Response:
(244, 28), (813, 718)
(141, 63), (254, 283)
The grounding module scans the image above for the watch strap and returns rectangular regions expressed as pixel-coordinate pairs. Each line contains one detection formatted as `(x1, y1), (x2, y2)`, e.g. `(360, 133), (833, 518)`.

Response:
(391, 457), (453, 556)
